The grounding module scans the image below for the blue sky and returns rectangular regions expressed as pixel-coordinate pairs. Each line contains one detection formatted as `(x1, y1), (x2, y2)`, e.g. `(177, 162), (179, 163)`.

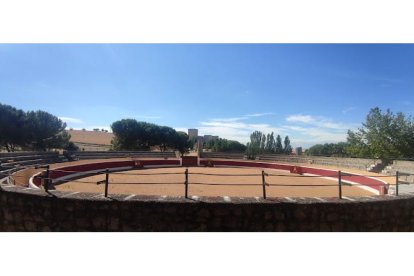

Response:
(1, 44), (414, 148)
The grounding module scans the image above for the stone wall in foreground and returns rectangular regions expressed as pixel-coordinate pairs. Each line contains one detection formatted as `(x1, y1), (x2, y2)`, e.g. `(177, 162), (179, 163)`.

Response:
(1, 184), (414, 232)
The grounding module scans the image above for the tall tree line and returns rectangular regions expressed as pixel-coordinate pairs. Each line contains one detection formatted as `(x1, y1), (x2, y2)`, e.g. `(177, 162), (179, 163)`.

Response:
(0, 103), (73, 152)
(110, 119), (193, 156)
(305, 142), (349, 157)
(246, 131), (292, 159)
(203, 138), (247, 152)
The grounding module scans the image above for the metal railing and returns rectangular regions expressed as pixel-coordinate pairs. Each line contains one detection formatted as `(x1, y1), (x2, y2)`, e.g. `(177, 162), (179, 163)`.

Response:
(26, 168), (414, 200)
(2, 161), (413, 199)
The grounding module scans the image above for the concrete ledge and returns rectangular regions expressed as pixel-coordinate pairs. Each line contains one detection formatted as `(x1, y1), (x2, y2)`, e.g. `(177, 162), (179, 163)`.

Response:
(1, 182), (414, 232)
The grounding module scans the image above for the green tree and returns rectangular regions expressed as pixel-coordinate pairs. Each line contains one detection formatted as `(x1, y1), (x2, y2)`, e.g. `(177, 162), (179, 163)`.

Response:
(226, 140), (247, 152)
(284, 136), (292, 154)
(158, 126), (177, 152)
(0, 103), (27, 152)
(204, 138), (246, 152)
(246, 131), (264, 159)
(265, 132), (276, 153)
(260, 133), (266, 153)
(346, 107), (414, 159)
(1, 103), (72, 152)
(174, 131), (192, 157)
(65, 141), (79, 151)
(142, 122), (161, 148)
(45, 130), (73, 150)
(276, 135), (283, 154)
(111, 119), (196, 154)
(111, 119), (141, 150)
(246, 131), (293, 159)
(307, 142), (349, 157)
(25, 110), (69, 151)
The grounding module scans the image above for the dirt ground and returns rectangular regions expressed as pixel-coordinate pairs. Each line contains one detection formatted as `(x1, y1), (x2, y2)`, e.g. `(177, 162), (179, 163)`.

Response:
(10, 158), (393, 198)
(55, 166), (374, 198)
(11, 158), (141, 186)
(285, 161), (396, 185)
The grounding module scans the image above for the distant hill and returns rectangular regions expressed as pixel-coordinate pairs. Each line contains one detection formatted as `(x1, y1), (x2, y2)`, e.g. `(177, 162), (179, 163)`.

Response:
(68, 130), (114, 148)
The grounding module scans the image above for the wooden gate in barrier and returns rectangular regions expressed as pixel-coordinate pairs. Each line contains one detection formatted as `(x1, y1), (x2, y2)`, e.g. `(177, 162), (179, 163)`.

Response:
(182, 156), (199, 167)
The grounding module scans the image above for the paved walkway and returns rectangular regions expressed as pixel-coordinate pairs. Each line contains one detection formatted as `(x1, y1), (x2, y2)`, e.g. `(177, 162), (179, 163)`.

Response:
(388, 183), (414, 195)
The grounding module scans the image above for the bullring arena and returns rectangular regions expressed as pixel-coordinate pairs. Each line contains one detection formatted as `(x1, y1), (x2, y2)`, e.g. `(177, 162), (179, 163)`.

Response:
(28, 158), (388, 198)
(1, 151), (414, 231)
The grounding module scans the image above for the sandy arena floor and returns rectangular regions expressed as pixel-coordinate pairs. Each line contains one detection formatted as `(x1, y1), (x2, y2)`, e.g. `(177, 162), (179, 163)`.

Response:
(11, 158), (154, 186)
(55, 166), (374, 198)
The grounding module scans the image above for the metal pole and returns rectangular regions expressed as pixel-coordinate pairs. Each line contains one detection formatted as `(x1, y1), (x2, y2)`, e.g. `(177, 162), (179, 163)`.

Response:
(185, 169), (189, 199)
(262, 170), (267, 199)
(396, 171), (399, 196)
(44, 165), (50, 192)
(338, 170), (342, 200)
(105, 169), (109, 198)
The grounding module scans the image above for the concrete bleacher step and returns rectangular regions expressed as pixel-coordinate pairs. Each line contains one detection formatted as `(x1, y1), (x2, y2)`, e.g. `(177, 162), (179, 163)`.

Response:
(213, 153), (381, 172)
(0, 167), (21, 177)
(72, 151), (177, 160)
(202, 153), (246, 160)
(0, 154), (58, 163)
(0, 152), (49, 158)
(5, 159), (45, 167)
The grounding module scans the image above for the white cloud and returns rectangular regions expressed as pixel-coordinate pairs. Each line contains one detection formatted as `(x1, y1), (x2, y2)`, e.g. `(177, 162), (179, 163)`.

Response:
(285, 114), (353, 130)
(286, 114), (314, 124)
(342, 107), (357, 114)
(282, 114), (360, 147)
(211, 112), (274, 122)
(210, 117), (247, 122)
(59, 117), (84, 124)
(198, 119), (284, 144)
(286, 127), (348, 145)
(199, 122), (334, 146)
(174, 127), (188, 133)
(243, 112), (275, 118)
(177, 113), (358, 148)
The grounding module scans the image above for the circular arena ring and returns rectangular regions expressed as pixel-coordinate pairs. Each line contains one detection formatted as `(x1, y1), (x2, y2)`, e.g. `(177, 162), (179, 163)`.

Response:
(26, 157), (389, 199)
(3, 155), (414, 232)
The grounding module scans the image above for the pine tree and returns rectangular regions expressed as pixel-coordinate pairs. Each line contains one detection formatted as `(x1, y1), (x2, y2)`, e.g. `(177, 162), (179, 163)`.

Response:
(284, 136), (292, 155)
(265, 132), (276, 153)
(276, 135), (283, 154)
(246, 131), (264, 159)
(260, 133), (266, 153)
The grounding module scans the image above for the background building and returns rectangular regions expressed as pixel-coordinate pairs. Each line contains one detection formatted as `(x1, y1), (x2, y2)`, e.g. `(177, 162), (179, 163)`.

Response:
(188, 129), (199, 141)
(188, 129), (219, 143)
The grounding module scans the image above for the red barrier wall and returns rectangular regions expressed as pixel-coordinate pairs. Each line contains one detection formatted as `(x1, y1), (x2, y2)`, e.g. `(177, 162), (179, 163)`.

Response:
(182, 156), (199, 167)
(32, 159), (181, 186)
(200, 159), (388, 194)
(31, 158), (387, 195)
